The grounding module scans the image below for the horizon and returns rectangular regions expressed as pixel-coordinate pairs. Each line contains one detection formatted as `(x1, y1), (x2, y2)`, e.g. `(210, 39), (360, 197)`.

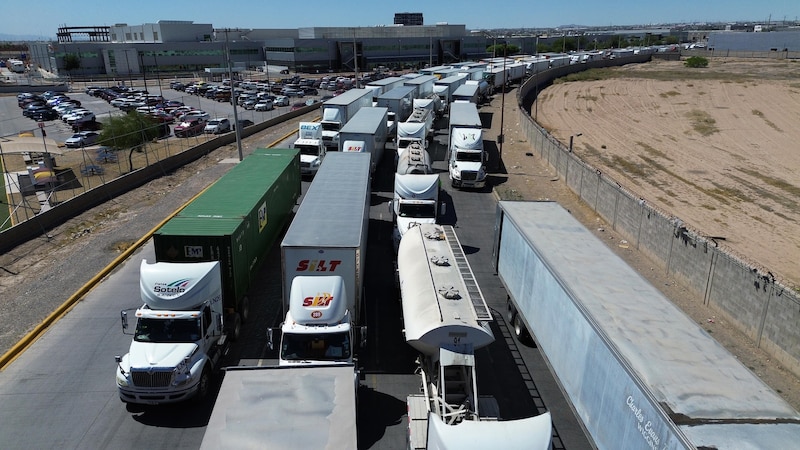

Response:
(1, 0), (796, 40)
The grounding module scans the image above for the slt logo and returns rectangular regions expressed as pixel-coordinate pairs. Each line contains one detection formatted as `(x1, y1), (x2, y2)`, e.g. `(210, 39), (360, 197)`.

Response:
(303, 293), (334, 307)
(295, 259), (342, 272)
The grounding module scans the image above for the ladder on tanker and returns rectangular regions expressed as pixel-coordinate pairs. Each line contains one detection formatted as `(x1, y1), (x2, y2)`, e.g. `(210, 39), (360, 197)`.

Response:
(442, 226), (492, 322)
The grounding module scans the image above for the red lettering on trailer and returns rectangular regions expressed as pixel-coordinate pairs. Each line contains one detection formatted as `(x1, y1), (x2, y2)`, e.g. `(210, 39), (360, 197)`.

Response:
(295, 260), (342, 272)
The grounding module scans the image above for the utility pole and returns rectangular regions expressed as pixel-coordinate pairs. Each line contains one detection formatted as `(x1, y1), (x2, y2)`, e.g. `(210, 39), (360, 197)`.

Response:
(218, 28), (244, 161)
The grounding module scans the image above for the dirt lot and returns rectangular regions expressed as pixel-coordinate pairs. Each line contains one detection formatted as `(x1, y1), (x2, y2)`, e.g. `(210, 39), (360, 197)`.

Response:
(534, 58), (800, 289)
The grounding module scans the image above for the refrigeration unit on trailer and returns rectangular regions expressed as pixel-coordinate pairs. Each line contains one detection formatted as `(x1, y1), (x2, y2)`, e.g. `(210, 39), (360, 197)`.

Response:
(493, 201), (800, 449)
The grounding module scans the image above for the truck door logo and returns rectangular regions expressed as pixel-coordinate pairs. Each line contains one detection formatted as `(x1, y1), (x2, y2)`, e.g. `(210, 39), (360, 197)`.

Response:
(345, 145), (363, 152)
(258, 201), (267, 232)
(303, 293), (334, 307)
(295, 260), (342, 272)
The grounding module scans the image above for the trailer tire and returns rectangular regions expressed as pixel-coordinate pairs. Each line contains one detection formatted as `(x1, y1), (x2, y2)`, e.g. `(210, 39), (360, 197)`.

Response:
(514, 313), (534, 346)
(506, 299), (516, 322)
(240, 297), (250, 323)
(227, 313), (242, 342)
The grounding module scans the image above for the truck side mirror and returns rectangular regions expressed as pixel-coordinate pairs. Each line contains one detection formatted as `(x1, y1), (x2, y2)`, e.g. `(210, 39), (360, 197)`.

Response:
(120, 311), (128, 331)
(267, 328), (275, 351)
(388, 200), (393, 213)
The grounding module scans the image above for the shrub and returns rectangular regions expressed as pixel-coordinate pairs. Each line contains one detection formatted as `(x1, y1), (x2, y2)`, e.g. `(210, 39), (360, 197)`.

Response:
(685, 56), (709, 68)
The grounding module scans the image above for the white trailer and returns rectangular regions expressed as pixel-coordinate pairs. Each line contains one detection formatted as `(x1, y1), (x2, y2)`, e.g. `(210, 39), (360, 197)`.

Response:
(275, 152), (371, 366)
(338, 106), (388, 174)
(451, 84), (479, 104)
(398, 224), (552, 450)
(365, 76), (406, 100)
(200, 364), (358, 450)
(294, 122), (326, 177)
(320, 88), (373, 151)
(404, 75), (438, 98)
(494, 201), (800, 449)
(433, 74), (467, 106)
(447, 102), (486, 189)
(377, 85), (417, 136)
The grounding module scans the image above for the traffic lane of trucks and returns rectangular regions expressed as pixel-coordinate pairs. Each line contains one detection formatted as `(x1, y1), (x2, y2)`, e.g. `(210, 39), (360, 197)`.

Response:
(0, 241), (205, 449)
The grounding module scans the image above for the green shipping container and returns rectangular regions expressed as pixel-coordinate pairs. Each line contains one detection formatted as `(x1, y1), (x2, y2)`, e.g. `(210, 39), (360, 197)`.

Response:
(153, 148), (300, 313)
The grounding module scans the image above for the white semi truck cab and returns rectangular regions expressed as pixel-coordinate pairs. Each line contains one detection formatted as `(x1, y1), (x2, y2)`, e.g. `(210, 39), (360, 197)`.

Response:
(269, 275), (360, 365)
(295, 122), (326, 177)
(448, 128), (487, 189)
(115, 260), (228, 404)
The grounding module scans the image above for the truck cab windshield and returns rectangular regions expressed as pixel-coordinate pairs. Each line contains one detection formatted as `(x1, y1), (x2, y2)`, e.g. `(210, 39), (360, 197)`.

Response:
(456, 151), (482, 162)
(281, 332), (351, 361)
(296, 145), (319, 156)
(134, 317), (201, 343)
(398, 203), (436, 218)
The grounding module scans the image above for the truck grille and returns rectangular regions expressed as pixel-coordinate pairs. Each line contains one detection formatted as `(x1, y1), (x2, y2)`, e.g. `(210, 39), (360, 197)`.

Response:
(300, 161), (310, 168)
(461, 171), (478, 181)
(132, 369), (174, 388)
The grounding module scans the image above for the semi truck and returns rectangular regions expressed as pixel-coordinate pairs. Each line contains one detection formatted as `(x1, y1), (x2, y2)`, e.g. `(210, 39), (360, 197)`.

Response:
(377, 85), (416, 137)
(114, 148), (301, 405)
(447, 102), (486, 189)
(392, 172), (440, 249)
(493, 201), (800, 449)
(398, 224), (552, 450)
(294, 121), (326, 177)
(320, 88), (373, 151)
(338, 106), (388, 174)
(270, 152), (371, 367)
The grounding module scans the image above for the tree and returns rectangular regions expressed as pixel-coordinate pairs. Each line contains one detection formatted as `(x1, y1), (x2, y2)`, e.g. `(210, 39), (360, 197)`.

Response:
(63, 53), (80, 79)
(97, 112), (163, 172)
(684, 56), (709, 68)
(487, 43), (520, 57)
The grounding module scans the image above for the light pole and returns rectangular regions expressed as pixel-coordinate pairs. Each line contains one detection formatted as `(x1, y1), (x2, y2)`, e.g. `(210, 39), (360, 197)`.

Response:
(569, 133), (582, 152)
(217, 28), (244, 161)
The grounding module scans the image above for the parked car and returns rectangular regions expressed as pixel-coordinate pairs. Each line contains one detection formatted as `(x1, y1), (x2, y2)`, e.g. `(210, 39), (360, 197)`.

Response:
(31, 109), (59, 121)
(274, 95), (290, 107)
(65, 131), (100, 148)
(232, 119), (254, 131)
(302, 88), (319, 96)
(254, 100), (274, 111)
(72, 120), (103, 132)
(204, 118), (231, 134)
(290, 102), (307, 111)
(174, 119), (205, 138)
(180, 110), (209, 123)
(242, 99), (258, 110)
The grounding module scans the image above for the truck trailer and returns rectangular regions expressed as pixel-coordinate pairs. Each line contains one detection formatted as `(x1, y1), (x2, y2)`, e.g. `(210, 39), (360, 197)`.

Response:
(450, 83), (479, 104)
(447, 102), (486, 189)
(338, 106), (388, 174)
(200, 364), (358, 450)
(377, 85), (416, 136)
(320, 88), (373, 151)
(398, 223), (552, 450)
(365, 76), (406, 100)
(272, 152), (371, 367)
(494, 201), (800, 449)
(114, 148), (301, 405)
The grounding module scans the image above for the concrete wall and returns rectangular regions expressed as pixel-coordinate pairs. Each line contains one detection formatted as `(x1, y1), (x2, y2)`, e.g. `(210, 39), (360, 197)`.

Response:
(0, 103), (316, 254)
(516, 55), (800, 379)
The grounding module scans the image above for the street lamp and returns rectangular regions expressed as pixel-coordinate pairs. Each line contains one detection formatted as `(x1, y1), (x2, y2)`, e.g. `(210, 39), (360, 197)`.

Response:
(569, 133), (582, 152)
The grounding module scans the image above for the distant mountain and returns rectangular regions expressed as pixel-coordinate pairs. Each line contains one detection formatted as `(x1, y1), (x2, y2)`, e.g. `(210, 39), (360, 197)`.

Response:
(0, 33), (55, 42)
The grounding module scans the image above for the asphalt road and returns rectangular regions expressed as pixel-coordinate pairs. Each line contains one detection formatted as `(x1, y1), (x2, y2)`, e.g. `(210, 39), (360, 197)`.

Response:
(0, 99), (592, 449)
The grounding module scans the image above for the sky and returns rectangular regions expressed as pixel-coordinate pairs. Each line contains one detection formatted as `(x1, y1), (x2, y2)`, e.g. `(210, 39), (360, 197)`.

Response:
(2, 0), (797, 39)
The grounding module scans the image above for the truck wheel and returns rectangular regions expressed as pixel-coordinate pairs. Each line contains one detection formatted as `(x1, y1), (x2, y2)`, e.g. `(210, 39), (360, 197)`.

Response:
(194, 365), (211, 403)
(506, 299), (516, 322)
(240, 297), (250, 323)
(231, 313), (242, 342)
(514, 314), (533, 346)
